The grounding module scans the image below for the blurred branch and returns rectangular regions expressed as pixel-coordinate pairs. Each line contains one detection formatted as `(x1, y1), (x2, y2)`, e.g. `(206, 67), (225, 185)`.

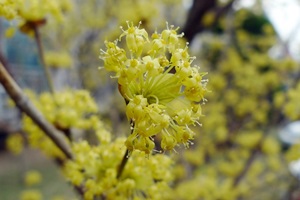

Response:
(0, 49), (14, 76)
(117, 118), (133, 179)
(0, 57), (73, 160)
(233, 133), (268, 187)
(117, 149), (129, 179)
(182, 0), (236, 43)
(233, 148), (259, 187)
(33, 25), (55, 93)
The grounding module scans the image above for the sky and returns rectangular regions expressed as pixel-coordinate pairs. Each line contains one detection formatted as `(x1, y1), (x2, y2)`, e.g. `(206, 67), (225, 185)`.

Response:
(240, 0), (300, 60)
(262, 0), (300, 41)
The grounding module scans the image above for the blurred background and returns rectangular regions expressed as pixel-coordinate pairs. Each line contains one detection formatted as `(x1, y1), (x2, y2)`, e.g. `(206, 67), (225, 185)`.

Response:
(2, 0), (300, 199)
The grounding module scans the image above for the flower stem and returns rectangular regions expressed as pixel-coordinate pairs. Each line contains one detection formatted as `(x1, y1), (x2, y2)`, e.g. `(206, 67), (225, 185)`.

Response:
(117, 149), (129, 179)
(116, 105), (133, 179)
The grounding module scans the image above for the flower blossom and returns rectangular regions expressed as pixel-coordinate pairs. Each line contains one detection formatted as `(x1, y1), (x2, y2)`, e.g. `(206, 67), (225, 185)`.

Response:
(100, 22), (208, 154)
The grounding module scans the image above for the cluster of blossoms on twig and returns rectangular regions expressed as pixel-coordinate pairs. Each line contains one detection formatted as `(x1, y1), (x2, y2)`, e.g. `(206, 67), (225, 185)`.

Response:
(0, 0), (72, 37)
(6, 88), (175, 200)
(100, 22), (208, 154)
(64, 138), (174, 200)
(0, 0), (72, 21)
(20, 90), (102, 159)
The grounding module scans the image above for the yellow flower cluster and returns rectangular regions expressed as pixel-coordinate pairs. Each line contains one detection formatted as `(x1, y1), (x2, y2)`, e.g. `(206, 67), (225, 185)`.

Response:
(172, 9), (296, 199)
(22, 89), (101, 158)
(100, 22), (207, 154)
(63, 137), (174, 200)
(0, 0), (72, 22)
(284, 83), (300, 120)
(175, 145), (285, 200)
(24, 170), (42, 186)
(20, 189), (42, 200)
(176, 176), (241, 200)
(285, 143), (300, 162)
(111, 0), (159, 26)
(0, 0), (19, 20)
(110, 0), (183, 28)
(44, 51), (73, 68)
(6, 133), (24, 154)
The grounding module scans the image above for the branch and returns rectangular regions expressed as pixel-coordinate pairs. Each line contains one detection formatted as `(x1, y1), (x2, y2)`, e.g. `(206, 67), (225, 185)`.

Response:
(182, 0), (217, 42)
(0, 60), (73, 160)
(117, 149), (129, 179)
(0, 49), (14, 76)
(233, 132), (268, 187)
(233, 148), (259, 186)
(214, 0), (236, 25)
(116, 112), (132, 179)
(182, 0), (236, 43)
(33, 25), (55, 93)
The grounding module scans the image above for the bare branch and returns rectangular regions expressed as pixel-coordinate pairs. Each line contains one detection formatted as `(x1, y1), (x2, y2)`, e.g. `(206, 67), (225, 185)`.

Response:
(0, 60), (73, 160)
(233, 132), (268, 187)
(182, 0), (236, 43)
(33, 25), (55, 93)
(182, 0), (217, 42)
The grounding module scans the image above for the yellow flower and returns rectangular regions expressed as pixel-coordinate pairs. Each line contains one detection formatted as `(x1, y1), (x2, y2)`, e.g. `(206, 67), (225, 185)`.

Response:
(44, 51), (73, 68)
(24, 170), (42, 186)
(0, 0), (19, 20)
(6, 133), (24, 154)
(0, 0), (72, 23)
(20, 190), (42, 200)
(100, 22), (207, 154)
(21, 89), (100, 159)
(63, 137), (174, 200)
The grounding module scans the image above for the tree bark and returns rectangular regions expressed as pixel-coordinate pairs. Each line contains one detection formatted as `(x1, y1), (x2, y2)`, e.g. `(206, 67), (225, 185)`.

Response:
(0, 61), (73, 160)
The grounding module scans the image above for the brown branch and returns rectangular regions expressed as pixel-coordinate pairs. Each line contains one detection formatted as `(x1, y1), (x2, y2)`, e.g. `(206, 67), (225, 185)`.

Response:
(116, 116), (133, 179)
(182, 0), (217, 42)
(0, 60), (73, 160)
(117, 149), (129, 179)
(182, 0), (236, 43)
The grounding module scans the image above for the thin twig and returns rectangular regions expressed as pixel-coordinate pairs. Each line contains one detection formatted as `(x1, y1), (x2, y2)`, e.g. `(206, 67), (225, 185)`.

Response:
(117, 149), (129, 179)
(33, 25), (55, 93)
(233, 132), (268, 187)
(116, 100), (132, 179)
(53, 157), (85, 196)
(233, 149), (259, 187)
(0, 60), (73, 160)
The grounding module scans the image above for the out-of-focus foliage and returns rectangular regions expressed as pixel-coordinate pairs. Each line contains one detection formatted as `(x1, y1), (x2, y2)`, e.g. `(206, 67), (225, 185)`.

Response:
(174, 9), (300, 199)
(64, 138), (175, 200)
(21, 90), (100, 159)
(11, 89), (176, 200)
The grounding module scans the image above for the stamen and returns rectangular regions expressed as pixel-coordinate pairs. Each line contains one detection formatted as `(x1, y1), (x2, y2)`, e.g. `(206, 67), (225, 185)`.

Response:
(110, 75), (119, 79)
(165, 21), (169, 30)
(153, 149), (162, 154)
(172, 148), (179, 154)
(195, 121), (202, 126)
